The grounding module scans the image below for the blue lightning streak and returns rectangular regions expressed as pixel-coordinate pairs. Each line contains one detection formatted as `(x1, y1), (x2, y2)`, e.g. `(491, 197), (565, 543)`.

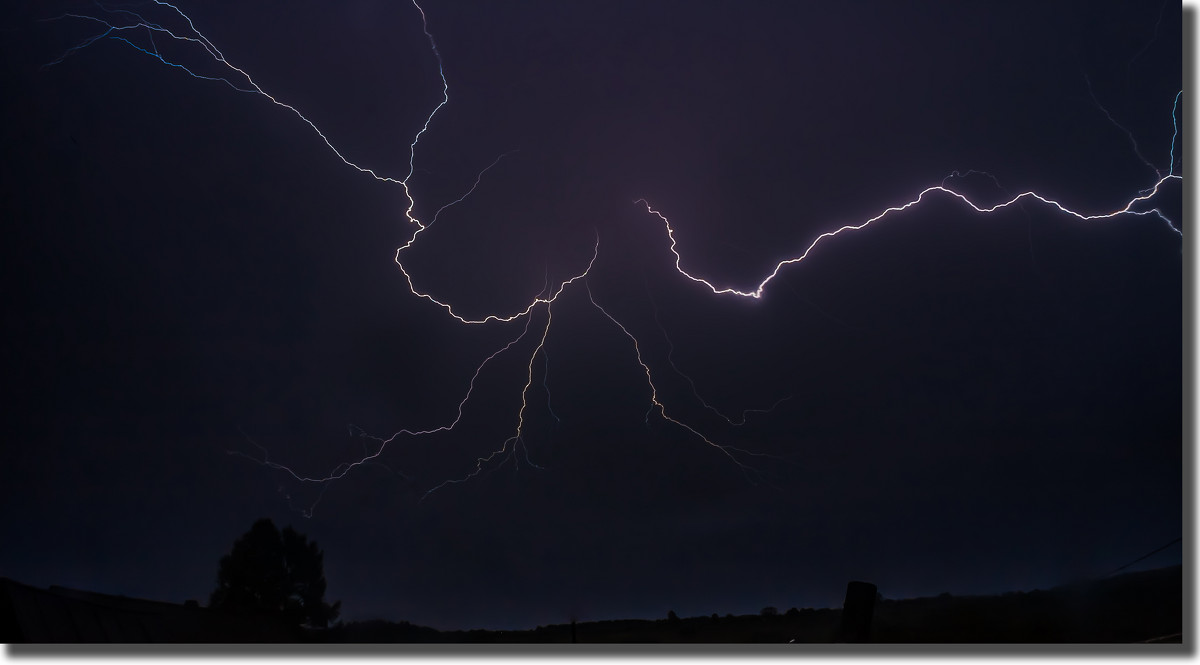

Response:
(144, 23), (159, 55)
(41, 14), (250, 90)
(44, 9), (395, 170)
(1170, 91), (1183, 176)
(40, 20), (116, 68)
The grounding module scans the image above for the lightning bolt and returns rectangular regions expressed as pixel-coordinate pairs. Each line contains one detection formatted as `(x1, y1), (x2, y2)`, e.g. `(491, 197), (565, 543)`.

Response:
(1169, 90), (1183, 176)
(1084, 73), (1164, 179)
(43, 1), (592, 325)
(39, 2), (1183, 514)
(648, 291), (792, 427)
(639, 167), (1181, 302)
(229, 310), (540, 485)
(585, 282), (778, 485)
(41, 1), (618, 509)
(420, 292), (559, 500)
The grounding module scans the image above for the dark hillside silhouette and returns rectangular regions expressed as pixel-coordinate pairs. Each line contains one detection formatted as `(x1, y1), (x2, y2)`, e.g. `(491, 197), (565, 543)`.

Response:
(0, 577), (303, 642)
(869, 565), (1183, 642)
(0, 565), (1181, 643)
(316, 565), (1182, 643)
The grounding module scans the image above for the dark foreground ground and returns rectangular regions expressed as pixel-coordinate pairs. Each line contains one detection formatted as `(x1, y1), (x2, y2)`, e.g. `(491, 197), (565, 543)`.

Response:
(1, 565), (1182, 643)
(327, 565), (1183, 643)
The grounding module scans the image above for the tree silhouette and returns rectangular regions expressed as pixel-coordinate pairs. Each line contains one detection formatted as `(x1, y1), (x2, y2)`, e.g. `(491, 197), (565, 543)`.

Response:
(209, 518), (340, 628)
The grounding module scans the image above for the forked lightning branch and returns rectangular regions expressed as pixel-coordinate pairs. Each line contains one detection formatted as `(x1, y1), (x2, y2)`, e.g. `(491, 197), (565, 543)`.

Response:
(42, 0), (1183, 514)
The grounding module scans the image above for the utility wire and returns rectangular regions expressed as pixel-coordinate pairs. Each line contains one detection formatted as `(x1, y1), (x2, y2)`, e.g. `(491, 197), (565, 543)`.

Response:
(1107, 537), (1181, 577)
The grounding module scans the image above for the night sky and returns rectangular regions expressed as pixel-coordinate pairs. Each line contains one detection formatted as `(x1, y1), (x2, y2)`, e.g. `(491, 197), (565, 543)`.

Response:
(0, 0), (1185, 631)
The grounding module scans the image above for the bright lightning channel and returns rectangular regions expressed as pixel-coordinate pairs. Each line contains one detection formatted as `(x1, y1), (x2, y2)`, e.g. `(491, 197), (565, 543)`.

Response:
(640, 171), (1181, 301)
(42, 2), (1183, 512)
(44, 0), (593, 325)
(642, 79), (1181, 301)
(419, 289), (559, 500)
(42, 1), (641, 509)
